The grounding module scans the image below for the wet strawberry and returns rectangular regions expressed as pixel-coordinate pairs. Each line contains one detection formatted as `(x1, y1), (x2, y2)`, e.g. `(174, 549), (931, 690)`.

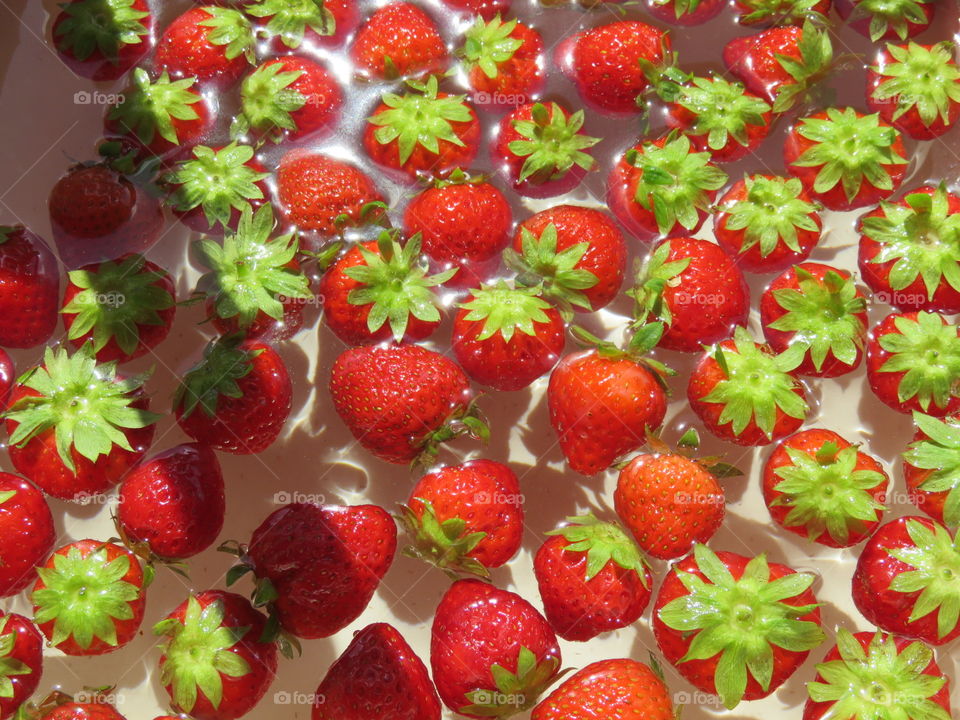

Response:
(0, 612), (43, 720)
(52, 0), (153, 81)
(351, 2), (447, 80)
(246, 0), (356, 50)
(0, 225), (59, 349)
(835, 0), (934, 41)
(154, 6), (255, 87)
(0, 475), (54, 599)
(462, 16), (544, 110)
(903, 412), (960, 528)
(733, 0), (831, 25)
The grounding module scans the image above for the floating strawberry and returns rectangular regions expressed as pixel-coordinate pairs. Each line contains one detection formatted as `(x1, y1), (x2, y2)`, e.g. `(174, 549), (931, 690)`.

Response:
(0, 475), (54, 598)
(245, 0), (345, 50)
(760, 263), (869, 377)
(32, 699), (127, 720)
(351, 2), (447, 80)
(0, 225), (59, 349)
(654, 544), (824, 709)
(0, 612), (43, 720)
(154, 6), (255, 87)
(646, 0), (724, 25)
(461, 16), (544, 110)
(52, 0), (153, 81)
(835, 0), (933, 41)
(904, 412), (960, 528)
(733, 0), (830, 25)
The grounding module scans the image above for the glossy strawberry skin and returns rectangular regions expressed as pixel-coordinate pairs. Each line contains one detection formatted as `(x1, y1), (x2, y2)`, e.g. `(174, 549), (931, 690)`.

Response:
(51, 0), (154, 81)
(248, 503), (397, 639)
(0, 612), (42, 720)
(468, 22), (544, 108)
(0, 226), (59, 349)
(249, 56), (343, 143)
(0, 474), (55, 598)
(155, 6), (251, 87)
(722, 26), (802, 104)
(351, 2), (447, 79)
(903, 417), (960, 524)
(39, 703), (127, 720)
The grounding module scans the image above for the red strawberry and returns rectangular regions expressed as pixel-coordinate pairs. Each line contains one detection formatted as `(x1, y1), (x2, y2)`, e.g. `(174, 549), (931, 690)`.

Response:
(443, 0), (510, 18)
(312, 623), (441, 720)
(351, 2), (447, 80)
(31, 539), (147, 656)
(852, 516), (960, 646)
(247, 0), (357, 50)
(431, 579), (562, 718)
(452, 283), (565, 391)
(733, 0), (831, 25)
(462, 16), (544, 110)
(365, 77), (480, 181)
(647, 0), (724, 24)
(51, 0), (153, 81)
(0, 612), (43, 720)
(763, 428), (888, 547)
(760, 263), (868, 377)
(117, 443), (225, 560)
(858, 185), (960, 314)
(398, 459), (524, 577)
(785, 107), (908, 212)
(865, 311), (960, 416)
(835, 0), (933, 41)
(4, 345), (158, 501)
(154, 6), (255, 87)
(532, 659), (674, 720)
(154, 590), (278, 720)
(0, 225), (59, 349)
(714, 175), (822, 273)
(0, 475), (54, 598)
(535, 514), (652, 642)
(61, 254), (176, 364)
(653, 544), (824, 709)
(631, 237), (749, 353)
(35, 701), (126, 720)
(174, 335), (292, 455)
(329, 343), (484, 464)
(688, 327), (809, 446)
(903, 411), (960, 527)
(608, 135), (728, 241)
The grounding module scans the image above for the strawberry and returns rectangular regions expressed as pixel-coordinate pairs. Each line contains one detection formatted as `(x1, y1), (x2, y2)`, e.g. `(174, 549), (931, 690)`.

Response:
(865, 311), (960, 417)
(329, 343), (484, 464)
(0, 612), (43, 720)
(154, 590), (278, 720)
(232, 56), (343, 144)
(852, 516), (960, 646)
(165, 143), (270, 235)
(492, 101), (599, 198)
(647, 0), (725, 24)
(351, 2), (447, 80)
(804, 629), (951, 720)
(858, 185), (960, 314)
(174, 335), (292, 455)
(452, 283), (565, 391)
(61, 254), (175, 364)
(312, 623), (441, 720)
(688, 327), (809, 446)
(431, 579), (562, 718)
(760, 263), (868, 377)
(154, 6), (255, 87)
(0, 475), (54, 598)
(835, 0), (933, 41)
(608, 135), (728, 241)
(904, 412), (960, 528)
(534, 514), (651, 642)
(399, 459), (524, 577)
(461, 16), (544, 110)
(784, 107), (908, 212)
(714, 175), (822, 274)
(117, 443), (225, 561)
(631, 237), (749, 353)
(51, 0), (152, 81)
(654, 544), (824, 709)
(247, 0), (356, 50)
(33, 700), (127, 720)
(532, 659), (674, 720)
(558, 21), (670, 115)
(365, 77), (480, 181)
(194, 205), (312, 343)
(0, 226), (59, 349)
(733, 0), (830, 25)
(4, 345), (158, 501)
(763, 429), (888, 547)
(31, 539), (147, 656)
(403, 171), (513, 288)
(443, 0), (510, 18)
(319, 233), (452, 346)
(507, 205), (626, 312)
(233, 502), (397, 639)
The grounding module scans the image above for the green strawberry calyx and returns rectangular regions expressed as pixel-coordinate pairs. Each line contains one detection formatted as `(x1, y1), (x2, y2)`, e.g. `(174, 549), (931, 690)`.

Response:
(369, 76), (474, 165)
(568, 324), (676, 392)
(768, 266), (867, 372)
(396, 498), (490, 579)
(507, 102), (599, 184)
(546, 513), (649, 586)
(771, 441), (886, 544)
(415, 396), (490, 470)
(862, 186), (960, 301)
(675, 76), (770, 151)
(886, 519), (960, 640)
(658, 544), (824, 709)
(872, 42), (960, 127)
(652, 0), (702, 20)
(62, 254), (175, 358)
(4, 344), (159, 473)
(626, 134), (728, 236)
(109, 68), (202, 146)
(773, 21), (833, 112)
(850, 0), (933, 41)
(154, 596), (252, 713)
(165, 143), (269, 230)
(174, 334), (261, 420)
(462, 15), (524, 79)
(344, 232), (456, 342)
(195, 204), (311, 330)
(458, 282), (555, 343)
(905, 412), (960, 528)
(737, 0), (828, 26)
(232, 62), (306, 141)
(701, 326), (809, 439)
(791, 107), (907, 204)
(32, 544), (142, 651)
(722, 175), (820, 258)
(877, 311), (960, 412)
(199, 6), (256, 64)
(245, 0), (335, 49)
(630, 239), (692, 327)
(0, 615), (32, 699)
(503, 223), (598, 312)
(460, 645), (565, 717)
(807, 628), (949, 720)
(54, 0), (150, 62)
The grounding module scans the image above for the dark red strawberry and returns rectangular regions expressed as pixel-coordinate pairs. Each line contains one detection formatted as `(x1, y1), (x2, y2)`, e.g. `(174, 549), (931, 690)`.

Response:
(0, 475), (54, 598)
(51, 0), (153, 81)
(0, 612), (43, 720)
(154, 6), (255, 87)
(462, 16), (544, 110)
(653, 544), (824, 709)
(733, 0), (831, 25)
(535, 514), (651, 642)
(0, 225), (59, 349)
(835, 0), (933, 41)
(351, 2), (447, 79)
(34, 700), (127, 720)
(647, 0), (725, 25)
(247, 0), (357, 50)
(903, 411), (960, 528)
(174, 335), (292, 455)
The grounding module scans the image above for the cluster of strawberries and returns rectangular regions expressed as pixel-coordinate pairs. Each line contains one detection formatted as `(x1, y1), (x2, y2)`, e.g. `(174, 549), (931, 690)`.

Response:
(0, 0), (959, 718)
